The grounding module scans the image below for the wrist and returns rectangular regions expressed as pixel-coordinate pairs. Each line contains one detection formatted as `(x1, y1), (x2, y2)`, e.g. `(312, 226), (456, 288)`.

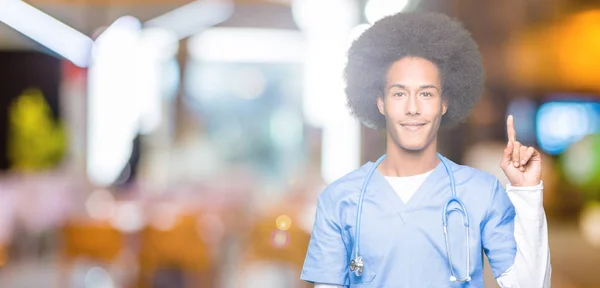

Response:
(507, 180), (543, 190)
(511, 182), (538, 187)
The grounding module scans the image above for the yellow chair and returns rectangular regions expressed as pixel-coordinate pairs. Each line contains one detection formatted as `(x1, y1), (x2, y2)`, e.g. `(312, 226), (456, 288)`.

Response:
(0, 243), (7, 268)
(247, 214), (310, 268)
(59, 221), (125, 287)
(137, 213), (213, 288)
(61, 221), (124, 262)
(240, 209), (312, 288)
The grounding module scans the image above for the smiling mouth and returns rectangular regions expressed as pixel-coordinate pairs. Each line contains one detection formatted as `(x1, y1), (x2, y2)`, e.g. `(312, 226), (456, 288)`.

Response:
(400, 122), (427, 131)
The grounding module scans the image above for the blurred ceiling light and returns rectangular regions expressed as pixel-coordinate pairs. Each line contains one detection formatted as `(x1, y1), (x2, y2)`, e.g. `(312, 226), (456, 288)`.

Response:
(292, 0), (361, 183)
(87, 16), (142, 187)
(188, 28), (304, 63)
(138, 28), (179, 61)
(291, 0), (358, 33)
(91, 16), (141, 66)
(144, 0), (233, 40)
(135, 28), (176, 135)
(364, 0), (410, 24)
(0, 0), (93, 67)
(94, 15), (141, 48)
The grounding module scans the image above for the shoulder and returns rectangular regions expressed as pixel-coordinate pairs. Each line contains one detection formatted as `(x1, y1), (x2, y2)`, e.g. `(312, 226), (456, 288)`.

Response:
(444, 156), (502, 190)
(317, 162), (371, 206)
(443, 158), (512, 213)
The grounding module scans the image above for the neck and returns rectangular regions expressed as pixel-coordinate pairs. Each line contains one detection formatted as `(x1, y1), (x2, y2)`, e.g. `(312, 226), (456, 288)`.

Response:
(379, 137), (440, 177)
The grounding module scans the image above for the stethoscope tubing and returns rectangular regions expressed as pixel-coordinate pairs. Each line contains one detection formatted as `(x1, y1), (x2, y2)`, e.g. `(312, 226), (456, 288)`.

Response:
(352, 153), (471, 282)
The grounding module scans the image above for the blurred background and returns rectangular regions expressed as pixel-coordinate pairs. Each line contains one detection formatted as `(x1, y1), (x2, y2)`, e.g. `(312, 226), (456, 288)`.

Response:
(0, 0), (599, 287)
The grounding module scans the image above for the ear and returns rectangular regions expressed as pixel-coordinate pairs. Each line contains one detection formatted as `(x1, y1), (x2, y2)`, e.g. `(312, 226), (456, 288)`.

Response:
(377, 96), (385, 116)
(442, 98), (448, 115)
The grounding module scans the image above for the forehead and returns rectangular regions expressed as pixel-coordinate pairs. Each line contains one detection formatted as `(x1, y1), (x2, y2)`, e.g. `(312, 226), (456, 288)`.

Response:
(386, 57), (440, 87)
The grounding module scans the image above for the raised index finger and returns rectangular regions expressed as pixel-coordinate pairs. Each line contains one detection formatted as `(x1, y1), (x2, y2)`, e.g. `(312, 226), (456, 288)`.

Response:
(507, 114), (517, 142)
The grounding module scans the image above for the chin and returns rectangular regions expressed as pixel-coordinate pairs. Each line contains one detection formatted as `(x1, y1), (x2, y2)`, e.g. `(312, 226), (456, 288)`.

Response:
(399, 143), (427, 152)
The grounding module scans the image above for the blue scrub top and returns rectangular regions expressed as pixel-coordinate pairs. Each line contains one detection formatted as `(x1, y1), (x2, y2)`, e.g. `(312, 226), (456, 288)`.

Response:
(300, 155), (517, 287)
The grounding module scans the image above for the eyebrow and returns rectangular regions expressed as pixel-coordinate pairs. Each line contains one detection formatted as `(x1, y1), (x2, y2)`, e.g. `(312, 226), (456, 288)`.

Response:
(388, 84), (440, 92)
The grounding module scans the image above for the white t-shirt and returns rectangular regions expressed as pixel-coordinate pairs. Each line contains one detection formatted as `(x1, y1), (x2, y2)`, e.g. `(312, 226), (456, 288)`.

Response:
(384, 169), (433, 203)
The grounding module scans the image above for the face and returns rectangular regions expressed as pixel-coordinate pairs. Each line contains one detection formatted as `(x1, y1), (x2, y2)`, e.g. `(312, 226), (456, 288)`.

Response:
(377, 57), (447, 152)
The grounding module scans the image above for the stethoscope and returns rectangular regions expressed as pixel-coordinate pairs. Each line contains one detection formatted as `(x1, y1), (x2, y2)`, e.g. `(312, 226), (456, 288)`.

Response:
(349, 153), (472, 283)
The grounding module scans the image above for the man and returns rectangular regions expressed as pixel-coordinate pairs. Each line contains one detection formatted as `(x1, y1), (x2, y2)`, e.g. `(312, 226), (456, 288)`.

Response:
(300, 12), (550, 287)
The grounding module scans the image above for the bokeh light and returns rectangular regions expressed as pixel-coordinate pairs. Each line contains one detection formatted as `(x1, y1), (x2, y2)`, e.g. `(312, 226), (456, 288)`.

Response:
(536, 101), (600, 155)
(270, 230), (290, 249)
(148, 203), (180, 231)
(109, 202), (144, 233)
(562, 134), (600, 197)
(85, 189), (116, 220)
(275, 215), (292, 231)
(84, 266), (115, 288)
(1, 1), (599, 287)
(580, 202), (600, 248)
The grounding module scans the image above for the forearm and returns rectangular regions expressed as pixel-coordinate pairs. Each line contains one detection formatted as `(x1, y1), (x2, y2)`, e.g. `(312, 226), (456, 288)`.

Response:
(497, 181), (551, 288)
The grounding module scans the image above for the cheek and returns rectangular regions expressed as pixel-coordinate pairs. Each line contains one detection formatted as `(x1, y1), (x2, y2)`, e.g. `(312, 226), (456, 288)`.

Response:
(385, 101), (404, 115)
(425, 101), (444, 115)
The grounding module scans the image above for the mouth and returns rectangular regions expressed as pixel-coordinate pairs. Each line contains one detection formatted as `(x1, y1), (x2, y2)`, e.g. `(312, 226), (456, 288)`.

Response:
(399, 122), (427, 131)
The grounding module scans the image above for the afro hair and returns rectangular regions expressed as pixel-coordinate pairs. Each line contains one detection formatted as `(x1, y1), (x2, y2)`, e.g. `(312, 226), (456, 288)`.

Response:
(344, 12), (484, 129)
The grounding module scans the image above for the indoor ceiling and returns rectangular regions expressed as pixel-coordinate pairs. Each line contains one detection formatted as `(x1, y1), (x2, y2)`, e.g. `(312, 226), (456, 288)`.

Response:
(3, 0), (598, 91)
(0, 0), (295, 49)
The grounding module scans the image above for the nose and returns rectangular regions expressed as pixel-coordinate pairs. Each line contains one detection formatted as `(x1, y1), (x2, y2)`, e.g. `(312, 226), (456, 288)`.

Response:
(405, 94), (420, 115)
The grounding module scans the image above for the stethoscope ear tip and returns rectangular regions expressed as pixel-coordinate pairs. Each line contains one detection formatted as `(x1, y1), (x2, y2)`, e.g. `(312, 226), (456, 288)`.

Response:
(449, 276), (457, 282)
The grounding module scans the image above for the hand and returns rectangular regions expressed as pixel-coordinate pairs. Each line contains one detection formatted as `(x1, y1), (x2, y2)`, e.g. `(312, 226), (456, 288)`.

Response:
(500, 115), (542, 187)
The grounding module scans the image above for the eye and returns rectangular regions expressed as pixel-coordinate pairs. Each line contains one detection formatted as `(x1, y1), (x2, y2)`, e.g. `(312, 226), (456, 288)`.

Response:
(420, 92), (433, 97)
(393, 92), (405, 97)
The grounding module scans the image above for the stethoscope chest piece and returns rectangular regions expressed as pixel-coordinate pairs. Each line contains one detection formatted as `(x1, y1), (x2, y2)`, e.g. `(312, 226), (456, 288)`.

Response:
(350, 256), (364, 276)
